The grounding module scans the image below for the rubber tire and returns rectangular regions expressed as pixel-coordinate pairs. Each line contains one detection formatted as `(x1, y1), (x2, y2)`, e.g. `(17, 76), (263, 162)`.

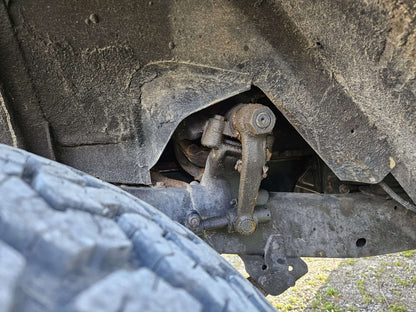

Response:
(0, 144), (275, 312)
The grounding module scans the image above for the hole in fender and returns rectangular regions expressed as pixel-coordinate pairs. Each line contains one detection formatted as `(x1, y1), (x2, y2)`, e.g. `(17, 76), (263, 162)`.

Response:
(356, 238), (366, 247)
(262, 264), (267, 270)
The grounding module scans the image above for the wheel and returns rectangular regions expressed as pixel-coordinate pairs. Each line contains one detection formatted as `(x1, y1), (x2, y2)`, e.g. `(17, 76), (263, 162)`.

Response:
(0, 144), (275, 312)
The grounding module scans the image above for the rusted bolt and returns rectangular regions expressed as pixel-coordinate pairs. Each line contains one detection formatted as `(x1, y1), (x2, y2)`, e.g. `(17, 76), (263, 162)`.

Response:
(188, 214), (201, 229)
(339, 184), (350, 194)
(235, 216), (256, 235)
(235, 105), (276, 135)
(255, 111), (272, 129)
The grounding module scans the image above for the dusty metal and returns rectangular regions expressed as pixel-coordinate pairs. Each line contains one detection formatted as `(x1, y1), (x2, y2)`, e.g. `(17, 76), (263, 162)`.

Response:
(124, 183), (416, 294)
(230, 104), (275, 235)
(123, 180), (232, 224)
(241, 235), (308, 296)
(203, 192), (416, 257)
(197, 104), (275, 235)
(2, 0), (414, 203)
(0, 2), (53, 158)
(124, 184), (416, 258)
(200, 207), (271, 233)
(201, 115), (225, 149)
(379, 182), (416, 213)
(123, 182), (271, 234)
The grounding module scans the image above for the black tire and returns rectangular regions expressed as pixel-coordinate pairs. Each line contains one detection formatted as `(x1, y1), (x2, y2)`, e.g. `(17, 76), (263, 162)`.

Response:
(0, 144), (275, 312)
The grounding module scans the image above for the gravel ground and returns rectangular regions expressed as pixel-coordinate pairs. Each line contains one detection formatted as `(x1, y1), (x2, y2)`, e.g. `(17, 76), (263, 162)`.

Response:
(223, 251), (416, 311)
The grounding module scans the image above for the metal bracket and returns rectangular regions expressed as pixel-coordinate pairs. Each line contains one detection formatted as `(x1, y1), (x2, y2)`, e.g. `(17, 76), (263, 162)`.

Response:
(201, 104), (276, 235)
(241, 235), (308, 295)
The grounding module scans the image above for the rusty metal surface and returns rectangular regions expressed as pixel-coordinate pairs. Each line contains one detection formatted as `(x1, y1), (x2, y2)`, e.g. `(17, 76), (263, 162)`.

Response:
(230, 105), (275, 235)
(124, 181), (416, 258)
(204, 192), (416, 258)
(149, 171), (188, 188)
(0, 0), (414, 201)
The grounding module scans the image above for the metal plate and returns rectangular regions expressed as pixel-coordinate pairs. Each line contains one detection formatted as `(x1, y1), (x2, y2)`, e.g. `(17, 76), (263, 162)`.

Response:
(204, 192), (416, 257)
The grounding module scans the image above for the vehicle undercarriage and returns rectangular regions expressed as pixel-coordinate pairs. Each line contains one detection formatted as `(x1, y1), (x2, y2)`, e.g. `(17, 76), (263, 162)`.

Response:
(0, 0), (415, 308)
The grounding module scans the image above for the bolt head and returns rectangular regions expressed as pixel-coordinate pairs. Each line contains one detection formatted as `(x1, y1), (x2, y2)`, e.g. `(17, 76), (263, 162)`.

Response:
(255, 112), (272, 129)
(248, 107), (276, 135)
(188, 215), (201, 228)
(235, 216), (256, 235)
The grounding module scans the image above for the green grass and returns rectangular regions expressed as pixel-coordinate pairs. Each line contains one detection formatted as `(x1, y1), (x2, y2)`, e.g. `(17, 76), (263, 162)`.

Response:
(275, 303), (294, 311)
(389, 304), (407, 312)
(362, 296), (372, 304)
(396, 279), (411, 287)
(288, 296), (302, 305)
(326, 286), (339, 297)
(356, 280), (365, 292)
(275, 303), (284, 310)
(316, 274), (329, 282)
(343, 259), (356, 265)
(310, 290), (341, 312)
(375, 296), (386, 303)
(323, 302), (340, 312)
(356, 279), (371, 297)
(401, 250), (416, 258)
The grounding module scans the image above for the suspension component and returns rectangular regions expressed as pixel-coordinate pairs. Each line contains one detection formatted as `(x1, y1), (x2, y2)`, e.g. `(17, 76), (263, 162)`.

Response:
(232, 104), (276, 235)
(200, 104), (276, 235)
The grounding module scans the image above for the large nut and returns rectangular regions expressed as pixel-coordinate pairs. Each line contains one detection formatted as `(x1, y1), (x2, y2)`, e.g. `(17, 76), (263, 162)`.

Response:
(256, 111), (272, 129)
(235, 104), (276, 136)
(235, 216), (256, 235)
